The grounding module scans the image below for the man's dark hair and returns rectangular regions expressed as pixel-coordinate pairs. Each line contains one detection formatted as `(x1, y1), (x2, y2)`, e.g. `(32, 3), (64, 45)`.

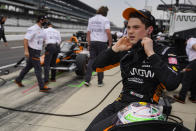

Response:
(129, 12), (152, 29)
(96, 6), (108, 17)
(36, 15), (47, 23)
(47, 21), (52, 26)
(129, 12), (158, 35)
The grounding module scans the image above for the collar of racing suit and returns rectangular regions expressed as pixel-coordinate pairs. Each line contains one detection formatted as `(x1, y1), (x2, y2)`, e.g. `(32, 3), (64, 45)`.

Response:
(120, 40), (146, 65)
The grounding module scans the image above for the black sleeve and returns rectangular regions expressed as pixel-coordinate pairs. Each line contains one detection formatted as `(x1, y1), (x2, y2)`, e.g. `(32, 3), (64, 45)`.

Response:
(92, 48), (126, 72)
(149, 48), (181, 91)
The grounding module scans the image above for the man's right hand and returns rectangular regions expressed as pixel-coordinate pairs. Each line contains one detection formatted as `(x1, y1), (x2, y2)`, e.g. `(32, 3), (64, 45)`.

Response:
(112, 36), (132, 53)
(23, 39), (29, 57)
(24, 50), (29, 58)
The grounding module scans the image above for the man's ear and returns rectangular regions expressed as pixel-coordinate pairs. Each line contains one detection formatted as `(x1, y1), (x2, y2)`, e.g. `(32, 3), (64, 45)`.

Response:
(147, 26), (153, 35)
(147, 29), (150, 34)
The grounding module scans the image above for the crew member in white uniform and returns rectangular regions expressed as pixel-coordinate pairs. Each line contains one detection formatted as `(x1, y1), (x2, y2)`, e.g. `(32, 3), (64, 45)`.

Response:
(84, 6), (112, 87)
(174, 37), (196, 103)
(122, 20), (128, 36)
(43, 22), (61, 84)
(15, 16), (50, 92)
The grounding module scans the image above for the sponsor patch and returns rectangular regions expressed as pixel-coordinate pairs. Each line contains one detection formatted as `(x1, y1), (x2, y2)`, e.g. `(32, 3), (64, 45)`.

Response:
(128, 77), (144, 84)
(168, 54), (176, 57)
(130, 91), (144, 98)
(139, 102), (147, 105)
(168, 67), (178, 75)
(168, 57), (177, 64)
(172, 66), (178, 72)
(184, 68), (192, 72)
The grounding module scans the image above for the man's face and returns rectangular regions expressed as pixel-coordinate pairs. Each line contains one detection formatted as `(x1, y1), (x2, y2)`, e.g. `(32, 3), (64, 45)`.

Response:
(40, 19), (47, 27)
(127, 18), (149, 44)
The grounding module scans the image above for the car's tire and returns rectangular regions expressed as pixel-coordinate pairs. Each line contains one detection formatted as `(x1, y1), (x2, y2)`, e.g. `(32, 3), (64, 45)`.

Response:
(75, 54), (88, 76)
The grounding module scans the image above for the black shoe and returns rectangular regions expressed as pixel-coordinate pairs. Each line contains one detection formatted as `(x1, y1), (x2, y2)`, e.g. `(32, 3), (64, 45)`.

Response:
(173, 95), (185, 104)
(15, 80), (25, 87)
(50, 79), (56, 82)
(189, 97), (196, 103)
(44, 81), (49, 85)
(98, 82), (104, 87)
(40, 86), (51, 92)
(84, 81), (90, 87)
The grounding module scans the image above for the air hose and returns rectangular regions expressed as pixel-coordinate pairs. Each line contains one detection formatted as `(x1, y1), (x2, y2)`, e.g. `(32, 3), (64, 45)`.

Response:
(0, 78), (186, 128)
(0, 80), (122, 117)
(0, 57), (25, 87)
(0, 78), (6, 87)
(0, 69), (9, 87)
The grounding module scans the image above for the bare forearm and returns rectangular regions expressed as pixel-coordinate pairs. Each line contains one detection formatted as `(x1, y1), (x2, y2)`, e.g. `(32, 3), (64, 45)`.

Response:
(108, 34), (112, 47)
(192, 44), (196, 51)
(87, 31), (90, 46)
(106, 30), (112, 47)
(24, 39), (29, 53)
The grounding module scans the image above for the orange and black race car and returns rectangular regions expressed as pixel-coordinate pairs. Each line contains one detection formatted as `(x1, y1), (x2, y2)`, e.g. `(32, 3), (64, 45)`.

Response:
(76, 31), (87, 42)
(15, 37), (89, 76)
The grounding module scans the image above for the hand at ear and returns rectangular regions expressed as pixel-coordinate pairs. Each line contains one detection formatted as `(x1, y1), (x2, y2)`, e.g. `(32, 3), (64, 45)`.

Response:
(112, 36), (133, 52)
(141, 37), (155, 57)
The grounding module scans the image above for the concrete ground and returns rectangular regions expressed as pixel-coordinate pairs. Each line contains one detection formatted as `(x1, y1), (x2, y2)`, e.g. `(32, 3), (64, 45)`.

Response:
(34, 67), (196, 131)
(0, 67), (195, 131)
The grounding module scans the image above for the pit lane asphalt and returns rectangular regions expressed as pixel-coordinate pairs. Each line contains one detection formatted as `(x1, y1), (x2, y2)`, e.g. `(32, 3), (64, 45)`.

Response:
(0, 37), (85, 131)
(0, 40), (24, 67)
(0, 37), (67, 67)
(0, 65), (86, 131)
(0, 37), (68, 74)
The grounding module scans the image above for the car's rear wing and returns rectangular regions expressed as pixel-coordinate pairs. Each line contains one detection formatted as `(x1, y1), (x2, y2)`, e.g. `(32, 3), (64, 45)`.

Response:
(169, 12), (196, 39)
